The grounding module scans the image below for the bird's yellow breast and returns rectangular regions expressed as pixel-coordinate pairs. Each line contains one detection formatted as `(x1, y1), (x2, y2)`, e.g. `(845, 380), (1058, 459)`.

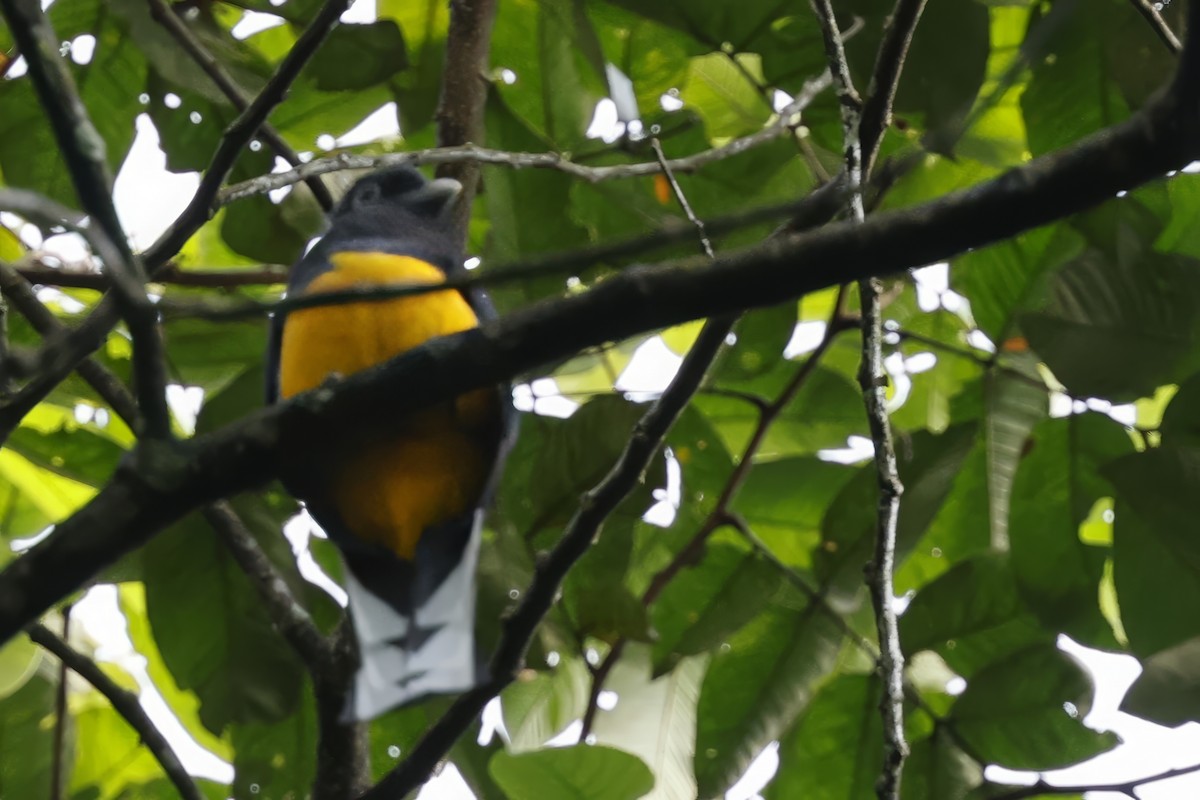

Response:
(278, 251), (494, 559)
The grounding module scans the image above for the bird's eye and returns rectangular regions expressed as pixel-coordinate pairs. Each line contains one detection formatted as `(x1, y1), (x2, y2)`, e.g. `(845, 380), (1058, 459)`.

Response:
(356, 183), (383, 205)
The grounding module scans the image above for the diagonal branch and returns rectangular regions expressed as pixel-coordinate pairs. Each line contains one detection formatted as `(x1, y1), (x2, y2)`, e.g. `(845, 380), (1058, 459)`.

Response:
(28, 623), (205, 800)
(988, 762), (1200, 800)
(144, 0), (335, 210)
(1129, 0), (1183, 54)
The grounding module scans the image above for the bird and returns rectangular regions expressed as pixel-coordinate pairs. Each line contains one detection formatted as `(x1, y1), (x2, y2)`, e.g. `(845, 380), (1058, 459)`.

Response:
(265, 165), (515, 721)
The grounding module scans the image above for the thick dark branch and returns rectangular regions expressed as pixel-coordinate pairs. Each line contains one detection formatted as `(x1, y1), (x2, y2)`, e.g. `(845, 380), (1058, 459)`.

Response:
(0, 0), (170, 436)
(1129, 0), (1183, 54)
(145, 0), (334, 210)
(143, 0), (352, 268)
(28, 623), (204, 800)
(434, 0), (498, 241)
(0, 60), (1198, 645)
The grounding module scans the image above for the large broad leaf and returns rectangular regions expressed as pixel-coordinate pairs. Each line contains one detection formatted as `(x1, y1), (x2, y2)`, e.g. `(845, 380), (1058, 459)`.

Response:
(900, 729), (982, 800)
(1120, 635), (1200, 726)
(70, 700), (167, 800)
(0, 674), (55, 798)
(1008, 414), (1132, 648)
(490, 744), (655, 800)
(982, 354), (1049, 550)
(948, 644), (1118, 770)
(952, 223), (1085, 344)
(1022, 199), (1200, 400)
(649, 535), (784, 677)
(900, 553), (1050, 679)
(592, 647), (706, 800)
(501, 655), (591, 753)
(1105, 446), (1200, 657)
(491, 0), (607, 150)
(1160, 371), (1200, 448)
(0, 8), (145, 203)
(729, 456), (856, 570)
(564, 516), (652, 643)
(693, 594), (842, 798)
(306, 21), (408, 91)
(0, 636), (39, 700)
(766, 674), (882, 800)
(229, 689), (318, 799)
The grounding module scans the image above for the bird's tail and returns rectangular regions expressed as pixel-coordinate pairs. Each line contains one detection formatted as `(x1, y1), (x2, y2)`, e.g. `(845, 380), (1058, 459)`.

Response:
(340, 512), (484, 722)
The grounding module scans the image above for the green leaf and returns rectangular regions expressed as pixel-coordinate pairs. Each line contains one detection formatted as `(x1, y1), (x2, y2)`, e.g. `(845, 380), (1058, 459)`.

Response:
(1008, 415), (1132, 648)
(766, 674), (881, 800)
(1105, 446), (1200, 656)
(0, 636), (39, 700)
(591, 646), (705, 800)
(900, 553), (1049, 678)
(1161, 371), (1200, 448)
(679, 53), (767, 140)
(230, 689), (317, 799)
(983, 354), (1049, 550)
(818, 425), (977, 604)
(0, 674), (55, 798)
(379, 0), (449, 132)
(949, 644), (1118, 770)
(1120, 634), (1200, 726)
(307, 21), (408, 90)
(900, 729), (982, 800)
(490, 744), (655, 800)
(564, 516), (653, 643)
(730, 456), (856, 570)
(1022, 199), (1200, 400)
(501, 656), (591, 752)
(70, 701), (165, 800)
(693, 596), (842, 798)
(650, 537), (784, 676)
(141, 492), (305, 734)
(952, 223), (1085, 344)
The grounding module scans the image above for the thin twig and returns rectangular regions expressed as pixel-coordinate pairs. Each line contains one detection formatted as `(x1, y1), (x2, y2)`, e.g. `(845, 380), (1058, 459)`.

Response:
(988, 762), (1200, 800)
(218, 81), (834, 206)
(1129, 0), (1183, 54)
(144, 0), (335, 210)
(0, 0), (171, 437)
(859, 0), (930, 174)
(12, 258), (290, 290)
(28, 623), (205, 800)
(49, 605), (70, 800)
(0, 290), (11, 398)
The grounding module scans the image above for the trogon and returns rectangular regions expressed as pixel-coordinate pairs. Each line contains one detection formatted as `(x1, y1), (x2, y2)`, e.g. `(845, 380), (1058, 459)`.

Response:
(266, 166), (515, 721)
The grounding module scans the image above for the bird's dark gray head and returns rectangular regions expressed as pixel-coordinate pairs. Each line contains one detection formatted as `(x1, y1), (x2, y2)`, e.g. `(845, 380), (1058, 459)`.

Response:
(333, 165), (462, 223)
(320, 166), (464, 271)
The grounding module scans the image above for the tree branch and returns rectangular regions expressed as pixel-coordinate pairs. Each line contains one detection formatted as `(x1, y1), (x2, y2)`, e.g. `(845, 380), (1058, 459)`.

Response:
(434, 0), (498, 241)
(0, 0), (170, 437)
(11, 258), (290, 290)
(217, 77), (833, 206)
(27, 623), (205, 800)
(0, 41), (1198, 648)
(811, 0), (919, 793)
(144, 0), (335, 210)
(199, 502), (367, 799)
(1129, 0), (1183, 54)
